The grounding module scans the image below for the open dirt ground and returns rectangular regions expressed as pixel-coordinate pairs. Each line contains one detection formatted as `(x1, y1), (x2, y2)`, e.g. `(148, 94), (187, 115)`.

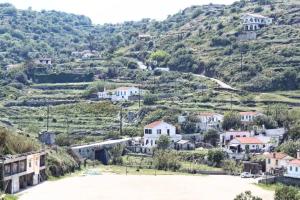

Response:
(19, 174), (274, 200)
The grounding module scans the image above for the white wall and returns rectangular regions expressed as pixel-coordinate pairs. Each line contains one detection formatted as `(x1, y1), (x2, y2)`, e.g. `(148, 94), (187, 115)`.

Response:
(144, 122), (181, 147)
(285, 164), (300, 179)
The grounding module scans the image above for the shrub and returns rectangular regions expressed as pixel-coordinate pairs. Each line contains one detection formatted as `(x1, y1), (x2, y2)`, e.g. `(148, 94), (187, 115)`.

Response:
(210, 37), (231, 47)
(153, 150), (181, 171)
(234, 191), (262, 200)
(275, 186), (300, 200)
(143, 94), (158, 105)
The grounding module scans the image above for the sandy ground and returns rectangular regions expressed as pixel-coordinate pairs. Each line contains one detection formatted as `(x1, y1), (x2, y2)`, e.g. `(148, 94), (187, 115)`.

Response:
(19, 174), (274, 200)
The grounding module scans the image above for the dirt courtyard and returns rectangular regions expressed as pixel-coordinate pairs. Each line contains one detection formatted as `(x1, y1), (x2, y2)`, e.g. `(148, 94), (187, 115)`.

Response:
(19, 174), (274, 200)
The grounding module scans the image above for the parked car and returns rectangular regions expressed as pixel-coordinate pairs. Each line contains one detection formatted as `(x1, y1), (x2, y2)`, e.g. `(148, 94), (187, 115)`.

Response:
(240, 172), (254, 178)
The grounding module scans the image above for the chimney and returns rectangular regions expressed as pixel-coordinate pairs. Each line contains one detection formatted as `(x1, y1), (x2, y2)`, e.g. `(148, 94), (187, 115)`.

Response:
(297, 150), (300, 160)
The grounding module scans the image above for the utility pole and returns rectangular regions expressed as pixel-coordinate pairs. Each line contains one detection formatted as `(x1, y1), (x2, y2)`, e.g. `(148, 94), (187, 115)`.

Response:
(240, 51), (243, 73)
(46, 104), (50, 131)
(138, 85), (141, 108)
(120, 105), (123, 136)
(230, 94), (233, 111)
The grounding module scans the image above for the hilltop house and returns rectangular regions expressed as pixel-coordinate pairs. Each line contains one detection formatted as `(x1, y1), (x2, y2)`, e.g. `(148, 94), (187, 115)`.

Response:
(240, 112), (262, 123)
(265, 152), (294, 175)
(241, 13), (272, 31)
(0, 151), (46, 194)
(35, 58), (52, 65)
(98, 86), (140, 101)
(220, 130), (254, 146)
(196, 112), (223, 131)
(229, 137), (264, 153)
(143, 121), (182, 148)
(285, 151), (300, 179)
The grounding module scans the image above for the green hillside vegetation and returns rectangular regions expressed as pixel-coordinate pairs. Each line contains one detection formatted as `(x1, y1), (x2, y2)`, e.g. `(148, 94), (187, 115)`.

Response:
(0, 127), (40, 155)
(0, 0), (299, 92)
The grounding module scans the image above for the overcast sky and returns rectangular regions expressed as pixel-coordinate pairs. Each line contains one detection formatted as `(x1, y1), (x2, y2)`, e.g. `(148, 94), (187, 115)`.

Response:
(0, 0), (235, 24)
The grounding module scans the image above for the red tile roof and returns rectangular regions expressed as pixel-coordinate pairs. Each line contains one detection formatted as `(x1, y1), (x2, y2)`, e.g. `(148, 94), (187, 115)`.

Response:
(240, 112), (259, 116)
(235, 137), (263, 144)
(145, 121), (164, 129)
(265, 152), (292, 160)
(198, 112), (220, 117)
(289, 159), (300, 166)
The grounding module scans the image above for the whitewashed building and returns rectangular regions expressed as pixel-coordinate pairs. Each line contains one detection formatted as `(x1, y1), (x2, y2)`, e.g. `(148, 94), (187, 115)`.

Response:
(241, 13), (272, 31)
(240, 112), (262, 123)
(220, 130), (254, 146)
(196, 112), (223, 131)
(98, 86), (140, 101)
(143, 121), (182, 148)
(285, 151), (300, 179)
(229, 137), (264, 152)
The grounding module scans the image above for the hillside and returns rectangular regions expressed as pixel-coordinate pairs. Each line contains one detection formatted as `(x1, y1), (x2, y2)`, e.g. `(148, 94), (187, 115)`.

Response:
(0, 0), (299, 92)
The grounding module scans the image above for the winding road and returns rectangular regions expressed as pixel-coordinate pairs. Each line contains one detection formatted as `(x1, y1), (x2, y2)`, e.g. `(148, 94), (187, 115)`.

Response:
(137, 61), (236, 90)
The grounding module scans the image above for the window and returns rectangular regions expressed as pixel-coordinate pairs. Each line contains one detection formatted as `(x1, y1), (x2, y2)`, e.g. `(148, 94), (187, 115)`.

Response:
(167, 129), (170, 136)
(145, 139), (149, 145)
(268, 159), (271, 164)
(290, 166), (292, 171)
(29, 160), (32, 168)
(296, 167), (298, 172)
(275, 160), (278, 166)
(145, 129), (152, 134)
(230, 135), (234, 140)
(157, 129), (161, 134)
(150, 140), (153, 146)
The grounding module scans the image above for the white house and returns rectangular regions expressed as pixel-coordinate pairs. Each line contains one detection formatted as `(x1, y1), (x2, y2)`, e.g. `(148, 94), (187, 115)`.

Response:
(240, 112), (262, 123)
(241, 13), (273, 31)
(229, 137), (264, 153)
(143, 121), (182, 148)
(284, 151), (300, 179)
(220, 130), (254, 146)
(196, 112), (223, 131)
(36, 58), (52, 65)
(98, 86), (140, 101)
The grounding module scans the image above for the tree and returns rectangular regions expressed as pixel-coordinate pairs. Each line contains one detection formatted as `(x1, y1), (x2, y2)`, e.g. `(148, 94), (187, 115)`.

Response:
(157, 135), (171, 150)
(234, 191), (262, 200)
(277, 141), (300, 158)
(143, 94), (158, 105)
(203, 129), (219, 146)
(275, 186), (300, 200)
(180, 121), (196, 134)
(254, 115), (277, 129)
(207, 148), (225, 167)
(222, 112), (242, 131)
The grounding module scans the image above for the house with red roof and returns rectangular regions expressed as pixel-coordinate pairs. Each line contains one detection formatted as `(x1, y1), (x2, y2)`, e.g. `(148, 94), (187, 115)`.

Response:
(143, 121), (182, 148)
(98, 86), (140, 101)
(265, 152), (294, 174)
(220, 130), (254, 146)
(229, 137), (265, 153)
(285, 151), (300, 179)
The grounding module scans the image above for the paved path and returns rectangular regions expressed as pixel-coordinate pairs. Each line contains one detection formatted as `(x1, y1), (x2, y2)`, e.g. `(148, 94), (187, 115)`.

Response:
(19, 174), (274, 200)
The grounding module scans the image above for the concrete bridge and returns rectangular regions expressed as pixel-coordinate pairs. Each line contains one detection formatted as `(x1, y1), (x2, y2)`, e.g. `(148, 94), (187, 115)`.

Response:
(71, 138), (131, 164)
